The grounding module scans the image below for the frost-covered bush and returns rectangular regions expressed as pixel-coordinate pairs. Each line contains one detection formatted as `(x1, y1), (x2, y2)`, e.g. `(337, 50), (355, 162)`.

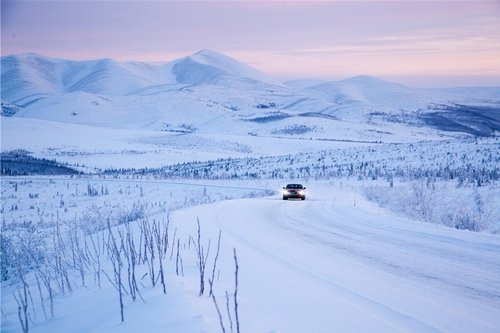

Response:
(79, 205), (109, 234)
(408, 182), (435, 222)
(364, 181), (435, 222)
(115, 202), (145, 225)
(79, 202), (145, 234)
(442, 206), (484, 231)
(364, 181), (498, 232)
(436, 190), (490, 232)
(0, 234), (16, 281)
(0, 222), (47, 282)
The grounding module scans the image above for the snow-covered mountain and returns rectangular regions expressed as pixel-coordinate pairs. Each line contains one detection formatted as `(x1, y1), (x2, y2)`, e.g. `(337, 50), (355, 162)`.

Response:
(1, 50), (282, 102)
(288, 76), (428, 108)
(284, 76), (500, 135)
(1, 50), (499, 137)
(172, 49), (283, 86)
(0, 50), (329, 133)
(286, 76), (500, 109)
(1, 54), (155, 101)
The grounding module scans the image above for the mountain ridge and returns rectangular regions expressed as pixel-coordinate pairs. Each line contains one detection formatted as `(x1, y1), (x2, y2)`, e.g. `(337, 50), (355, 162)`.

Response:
(1, 50), (284, 103)
(2, 50), (499, 137)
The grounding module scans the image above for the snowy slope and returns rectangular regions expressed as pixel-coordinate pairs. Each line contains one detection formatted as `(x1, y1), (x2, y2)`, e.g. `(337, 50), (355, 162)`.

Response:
(1, 54), (61, 106)
(61, 58), (158, 95)
(1, 116), (453, 171)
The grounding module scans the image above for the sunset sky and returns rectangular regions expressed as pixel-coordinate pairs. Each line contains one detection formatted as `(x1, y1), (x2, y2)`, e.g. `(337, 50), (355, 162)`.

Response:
(2, 0), (500, 87)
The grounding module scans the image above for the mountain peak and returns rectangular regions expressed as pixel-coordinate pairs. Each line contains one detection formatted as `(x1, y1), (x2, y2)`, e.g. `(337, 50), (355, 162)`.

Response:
(189, 49), (248, 69)
(180, 49), (281, 86)
(341, 75), (389, 85)
(191, 49), (226, 58)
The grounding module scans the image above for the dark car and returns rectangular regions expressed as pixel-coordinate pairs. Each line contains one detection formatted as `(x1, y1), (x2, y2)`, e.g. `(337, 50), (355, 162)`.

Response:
(282, 184), (306, 200)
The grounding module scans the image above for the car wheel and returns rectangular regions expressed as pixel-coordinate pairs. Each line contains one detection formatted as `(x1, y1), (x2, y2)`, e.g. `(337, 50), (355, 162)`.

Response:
(283, 196), (288, 200)
(301, 197), (305, 200)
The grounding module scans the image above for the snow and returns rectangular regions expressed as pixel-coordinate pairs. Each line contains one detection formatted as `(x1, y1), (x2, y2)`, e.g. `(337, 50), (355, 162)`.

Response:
(2, 179), (499, 333)
(1, 49), (500, 333)
(5, 115), (450, 171)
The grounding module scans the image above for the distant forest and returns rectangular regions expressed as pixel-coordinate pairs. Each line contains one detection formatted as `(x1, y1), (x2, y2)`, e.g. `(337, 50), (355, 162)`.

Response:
(1, 150), (80, 175)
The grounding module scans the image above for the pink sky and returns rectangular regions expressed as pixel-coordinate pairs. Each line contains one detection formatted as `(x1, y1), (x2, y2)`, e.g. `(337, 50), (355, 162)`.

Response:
(2, 1), (500, 87)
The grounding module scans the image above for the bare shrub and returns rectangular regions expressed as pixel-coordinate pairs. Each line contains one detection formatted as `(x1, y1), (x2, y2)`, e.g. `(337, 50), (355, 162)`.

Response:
(192, 218), (211, 296)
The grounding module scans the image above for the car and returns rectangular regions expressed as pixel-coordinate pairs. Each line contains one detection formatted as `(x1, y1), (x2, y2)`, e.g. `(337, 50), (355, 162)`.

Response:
(282, 184), (306, 200)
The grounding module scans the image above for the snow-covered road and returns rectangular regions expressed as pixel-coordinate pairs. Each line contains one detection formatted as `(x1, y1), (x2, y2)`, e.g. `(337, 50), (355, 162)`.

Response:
(173, 185), (500, 333)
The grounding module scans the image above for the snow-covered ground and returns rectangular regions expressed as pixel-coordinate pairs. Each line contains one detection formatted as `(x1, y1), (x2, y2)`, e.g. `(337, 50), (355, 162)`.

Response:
(1, 179), (499, 333)
(1, 117), (386, 170)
